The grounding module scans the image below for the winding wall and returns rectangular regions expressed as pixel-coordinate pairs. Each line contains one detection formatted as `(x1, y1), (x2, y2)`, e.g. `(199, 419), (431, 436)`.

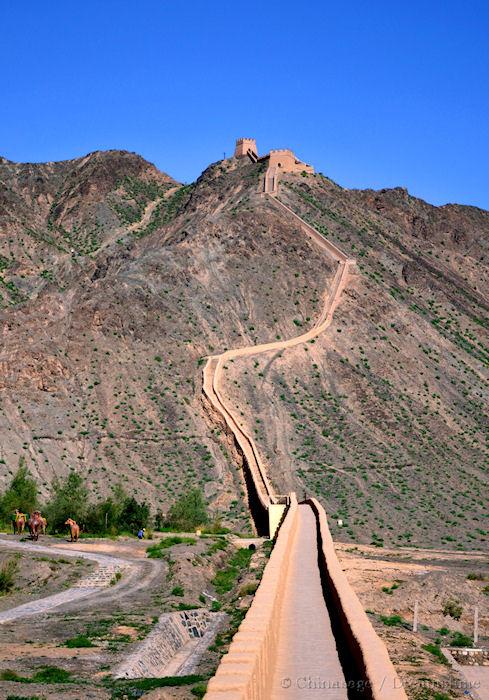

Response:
(203, 167), (407, 699)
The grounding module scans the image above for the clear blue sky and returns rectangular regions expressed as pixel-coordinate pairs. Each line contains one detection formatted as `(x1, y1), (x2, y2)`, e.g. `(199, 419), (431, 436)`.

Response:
(1, 1), (488, 208)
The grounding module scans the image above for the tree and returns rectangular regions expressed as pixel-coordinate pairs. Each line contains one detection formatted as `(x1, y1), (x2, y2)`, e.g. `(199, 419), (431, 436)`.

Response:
(83, 485), (149, 535)
(166, 488), (208, 531)
(154, 509), (164, 531)
(44, 471), (89, 532)
(85, 484), (128, 534)
(0, 459), (38, 521)
(119, 496), (150, 532)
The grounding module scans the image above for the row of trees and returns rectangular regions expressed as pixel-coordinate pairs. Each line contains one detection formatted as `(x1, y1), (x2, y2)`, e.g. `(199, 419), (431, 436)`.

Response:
(0, 462), (209, 535)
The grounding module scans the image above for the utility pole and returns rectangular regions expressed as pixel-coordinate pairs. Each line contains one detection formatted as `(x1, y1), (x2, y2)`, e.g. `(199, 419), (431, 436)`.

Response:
(413, 600), (419, 633)
(474, 606), (479, 646)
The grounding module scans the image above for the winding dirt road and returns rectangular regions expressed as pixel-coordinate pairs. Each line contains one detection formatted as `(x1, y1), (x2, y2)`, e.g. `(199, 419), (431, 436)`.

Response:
(0, 536), (162, 624)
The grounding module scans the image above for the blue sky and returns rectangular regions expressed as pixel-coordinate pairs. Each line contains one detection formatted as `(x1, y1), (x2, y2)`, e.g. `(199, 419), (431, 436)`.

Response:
(1, 1), (488, 208)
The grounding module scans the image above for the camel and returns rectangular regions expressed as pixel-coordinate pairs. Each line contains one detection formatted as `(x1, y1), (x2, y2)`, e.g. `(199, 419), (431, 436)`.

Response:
(28, 511), (43, 541)
(40, 517), (47, 535)
(13, 510), (26, 534)
(65, 518), (80, 542)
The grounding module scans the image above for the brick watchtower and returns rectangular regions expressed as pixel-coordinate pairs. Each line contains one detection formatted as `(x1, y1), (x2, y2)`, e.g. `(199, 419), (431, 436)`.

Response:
(234, 138), (258, 159)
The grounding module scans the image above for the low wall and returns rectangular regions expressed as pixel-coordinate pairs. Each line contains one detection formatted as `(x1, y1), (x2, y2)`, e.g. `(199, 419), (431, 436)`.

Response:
(202, 358), (270, 535)
(204, 175), (403, 698)
(307, 498), (407, 700)
(204, 494), (299, 699)
(267, 195), (351, 264)
(448, 648), (489, 666)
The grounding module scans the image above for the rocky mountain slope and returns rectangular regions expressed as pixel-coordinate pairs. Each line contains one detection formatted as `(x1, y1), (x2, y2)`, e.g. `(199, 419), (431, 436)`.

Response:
(0, 149), (487, 547)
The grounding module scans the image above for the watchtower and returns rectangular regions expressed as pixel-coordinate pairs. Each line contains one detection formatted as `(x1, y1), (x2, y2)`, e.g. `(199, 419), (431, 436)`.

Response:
(234, 138), (258, 160)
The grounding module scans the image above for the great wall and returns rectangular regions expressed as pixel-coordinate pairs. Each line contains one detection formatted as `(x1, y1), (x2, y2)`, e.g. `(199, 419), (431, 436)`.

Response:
(203, 140), (408, 699)
(0, 140), (412, 697)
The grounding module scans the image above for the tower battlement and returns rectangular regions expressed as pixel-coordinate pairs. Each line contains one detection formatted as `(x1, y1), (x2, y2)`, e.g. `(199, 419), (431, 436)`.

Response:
(235, 138), (258, 158)
(268, 148), (314, 173)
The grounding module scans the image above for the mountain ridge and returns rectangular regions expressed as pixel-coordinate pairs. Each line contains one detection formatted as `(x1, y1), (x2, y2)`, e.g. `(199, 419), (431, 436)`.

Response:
(0, 149), (487, 548)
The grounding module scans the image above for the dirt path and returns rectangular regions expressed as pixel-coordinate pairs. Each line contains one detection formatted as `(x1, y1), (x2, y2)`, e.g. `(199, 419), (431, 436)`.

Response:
(128, 197), (161, 232)
(128, 185), (180, 234)
(0, 536), (161, 624)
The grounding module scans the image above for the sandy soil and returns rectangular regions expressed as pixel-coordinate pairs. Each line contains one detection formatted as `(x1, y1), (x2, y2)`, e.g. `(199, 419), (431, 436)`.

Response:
(337, 543), (489, 699)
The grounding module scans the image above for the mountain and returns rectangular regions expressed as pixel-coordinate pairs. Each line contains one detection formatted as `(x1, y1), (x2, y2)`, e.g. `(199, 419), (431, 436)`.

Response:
(0, 148), (487, 547)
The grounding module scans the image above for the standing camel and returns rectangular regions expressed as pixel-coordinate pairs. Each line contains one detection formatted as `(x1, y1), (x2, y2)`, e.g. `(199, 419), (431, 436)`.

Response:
(28, 511), (43, 541)
(13, 510), (26, 534)
(65, 518), (80, 542)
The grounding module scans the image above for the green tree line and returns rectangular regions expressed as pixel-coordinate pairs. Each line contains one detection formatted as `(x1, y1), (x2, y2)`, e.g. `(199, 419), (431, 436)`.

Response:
(0, 461), (209, 536)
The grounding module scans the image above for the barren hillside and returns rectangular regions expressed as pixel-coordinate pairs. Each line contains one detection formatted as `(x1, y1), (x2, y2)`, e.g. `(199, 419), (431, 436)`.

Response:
(0, 150), (487, 546)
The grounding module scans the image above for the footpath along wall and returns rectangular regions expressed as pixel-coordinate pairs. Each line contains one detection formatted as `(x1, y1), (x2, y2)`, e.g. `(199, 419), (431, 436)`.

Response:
(204, 498), (407, 700)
